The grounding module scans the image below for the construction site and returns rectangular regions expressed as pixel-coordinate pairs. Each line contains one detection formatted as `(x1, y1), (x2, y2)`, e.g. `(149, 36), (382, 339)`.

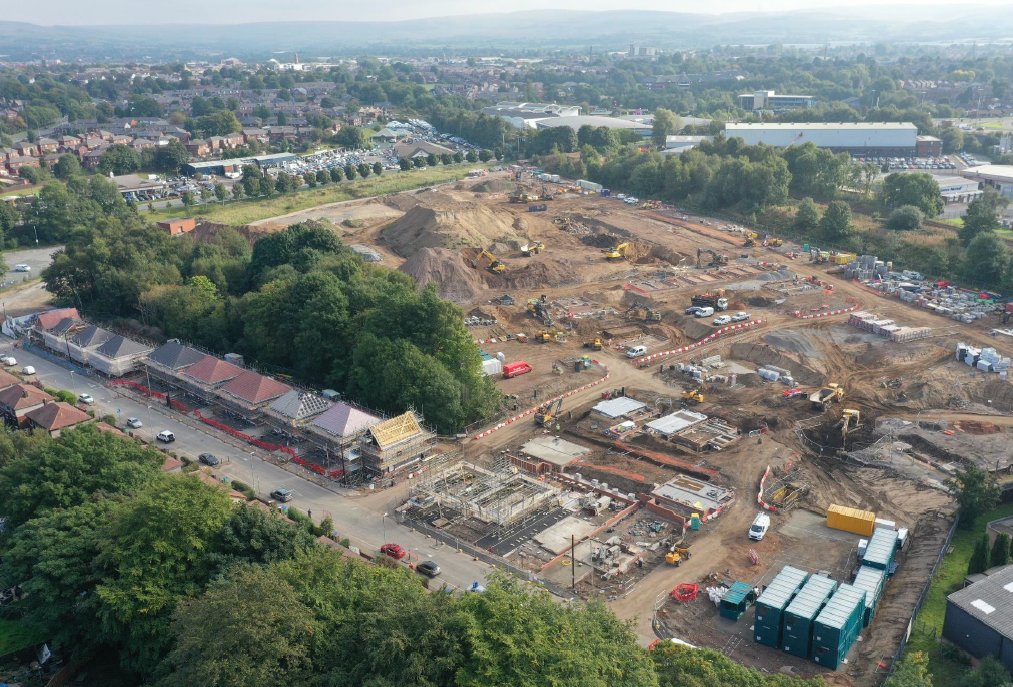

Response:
(253, 168), (1012, 687)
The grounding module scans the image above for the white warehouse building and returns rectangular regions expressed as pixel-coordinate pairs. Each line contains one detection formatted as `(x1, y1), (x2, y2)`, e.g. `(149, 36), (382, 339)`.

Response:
(724, 122), (918, 155)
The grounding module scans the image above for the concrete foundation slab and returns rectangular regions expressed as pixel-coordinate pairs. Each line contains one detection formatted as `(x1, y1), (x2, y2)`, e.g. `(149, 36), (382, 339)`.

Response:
(534, 516), (598, 555)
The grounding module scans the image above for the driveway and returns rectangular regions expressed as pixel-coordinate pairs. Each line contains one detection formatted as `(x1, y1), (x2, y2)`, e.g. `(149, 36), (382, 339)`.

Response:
(2, 245), (62, 282)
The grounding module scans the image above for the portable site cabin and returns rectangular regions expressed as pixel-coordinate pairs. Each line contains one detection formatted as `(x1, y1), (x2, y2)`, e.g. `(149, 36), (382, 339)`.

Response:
(826, 504), (876, 537)
(754, 566), (809, 647)
(851, 565), (887, 627)
(720, 582), (757, 621)
(782, 575), (838, 658)
(812, 584), (867, 669)
(862, 527), (900, 573)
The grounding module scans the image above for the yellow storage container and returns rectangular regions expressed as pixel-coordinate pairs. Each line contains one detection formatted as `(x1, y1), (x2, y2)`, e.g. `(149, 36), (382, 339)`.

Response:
(833, 253), (856, 265)
(826, 504), (876, 536)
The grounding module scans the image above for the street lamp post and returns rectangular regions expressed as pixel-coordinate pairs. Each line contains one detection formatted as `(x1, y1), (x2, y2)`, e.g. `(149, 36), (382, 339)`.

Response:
(382, 512), (388, 542)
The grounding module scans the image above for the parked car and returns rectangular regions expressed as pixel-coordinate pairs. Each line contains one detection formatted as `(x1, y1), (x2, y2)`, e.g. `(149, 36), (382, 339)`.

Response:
(684, 306), (701, 315)
(625, 345), (647, 358)
(416, 560), (441, 577)
(156, 430), (175, 443)
(731, 311), (750, 322)
(748, 512), (771, 541)
(1, 356), (15, 367)
(77, 393), (94, 405)
(125, 417), (143, 429)
(13, 264), (30, 272)
(694, 307), (714, 318)
(20, 366), (35, 376)
(380, 543), (407, 560)
(198, 453), (220, 467)
(713, 315), (732, 326)
(270, 487), (293, 502)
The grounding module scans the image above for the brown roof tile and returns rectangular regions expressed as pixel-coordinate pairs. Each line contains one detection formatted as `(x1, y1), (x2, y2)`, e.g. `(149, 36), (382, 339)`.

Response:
(25, 401), (90, 431)
(183, 356), (244, 385)
(0, 384), (54, 411)
(221, 370), (291, 405)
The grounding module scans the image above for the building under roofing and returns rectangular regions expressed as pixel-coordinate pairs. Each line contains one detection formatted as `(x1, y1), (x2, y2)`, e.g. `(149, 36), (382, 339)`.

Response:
(944, 564), (1013, 671)
(310, 401), (379, 439)
(183, 356), (245, 387)
(591, 396), (647, 420)
(268, 390), (333, 424)
(90, 335), (152, 377)
(220, 370), (292, 408)
(361, 410), (436, 476)
(147, 340), (207, 372)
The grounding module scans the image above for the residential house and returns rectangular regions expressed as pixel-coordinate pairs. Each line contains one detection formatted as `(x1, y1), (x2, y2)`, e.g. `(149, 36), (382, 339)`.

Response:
(0, 384), (55, 428)
(25, 401), (91, 437)
(0, 147), (15, 162)
(180, 356), (245, 402)
(221, 132), (245, 149)
(359, 410), (436, 476)
(81, 147), (109, 169)
(5, 156), (40, 173)
(66, 324), (112, 365)
(131, 139), (155, 153)
(13, 142), (35, 157)
(111, 134), (133, 146)
(0, 369), (21, 391)
(219, 370), (292, 412)
(157, 218), (197, 236)
(267, 126), (298, 143)
(185, 139), (211, 157)
(88, 334), (152, 377)
(34, 308), (81, 334)
(305, 401), (380, 478)
(36, 138), (58, 154)
(242, 128), (269, 145)
(144, 341), (207, 385)
(266, 390), (333, 428)
(39, 315), (84, 354)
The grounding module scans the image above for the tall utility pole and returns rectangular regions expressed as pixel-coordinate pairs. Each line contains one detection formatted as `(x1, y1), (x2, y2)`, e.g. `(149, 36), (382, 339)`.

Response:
(571, 534), (576, 590)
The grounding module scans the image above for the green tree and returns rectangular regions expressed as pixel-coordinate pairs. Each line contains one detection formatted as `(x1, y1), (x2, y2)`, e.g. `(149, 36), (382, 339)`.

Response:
(53, 154), (82, 180)
(794, 197), (822, 234)
(440, 153), (453, 165)
(231, 183), (244, 200)
(373, 161), (383, 176)
(478, 149), (493, 162)
(426, 153), (438, 167)
(181, 191), (195, 208)
(942, 128), (965, 153)
(259, 177), (275, 197)
(883, 651), (934, 687)
(413, 156), (426, 168)
(303, 172), (316, 187)
(465, 150), (478, 163)
(332, 125), (370, 149)
(969, 533), (992, 575)
(453, 152), (464, 163)
(330, 166), (343, 182)
(991, 532), (1011, 568)
(962, 231), (1010, 291)
(960, 188), (1009, 245)
(153, 566), (315, 687)
(189, 110), (241, 138)
(316, 169), (329, 185)
(98, 144), (141, 175)
(154, 141), (191, 174)
(881, 172), (943, 217)
(399, 158), (411, 171)
(947, 464), (1001, 529)
(820, 200), (853, 243)
(652, 108), (681, 147)
(886, 205), (925, 231)
(344, 163), (356, 180)
(214, 183), (227, 203)
(357, 163), (371, 179)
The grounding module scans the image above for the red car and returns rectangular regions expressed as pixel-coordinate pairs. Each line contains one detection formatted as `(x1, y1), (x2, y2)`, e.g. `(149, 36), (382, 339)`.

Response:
(380, 543), (407, 560)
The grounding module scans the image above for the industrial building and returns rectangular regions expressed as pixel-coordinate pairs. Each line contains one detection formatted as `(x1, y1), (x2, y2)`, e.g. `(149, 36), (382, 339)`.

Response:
(737, 91), (815, 113)
(480, 101), (581, 130)
(724, 122), (918, 155)
(960, 165), (1013, 199)
(182, 152), (298, 177)
(944, 565), (1013, 671)
(535, 115), (651, 138)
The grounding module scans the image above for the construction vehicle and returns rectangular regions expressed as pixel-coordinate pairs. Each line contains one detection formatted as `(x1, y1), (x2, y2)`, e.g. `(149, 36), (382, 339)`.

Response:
(535, 397), (563, 426)
(509, 188), (539, 204)
(841, 409), (861, 439)
(682, 389), (705, 405)
(809, 383), (845, 410)
(744, 236), (756, 248)
(583, 337), (603, 351)
(528, 203), (548, 212)
(782, 386), (806, 399)
(697, 248), (729, 268)
(602, 242), (632, 261)
(691, 290), (729, 311)
(521, 240), (544, 256)
(478, 249), (506, 274)
(540, 186), (555, 201)
(534, 330), (565, 343)
(526, 295), (554, 325)
(665, 546), (692, 566)
(764, 237), (784, 248)
(813, 251), (831, 264)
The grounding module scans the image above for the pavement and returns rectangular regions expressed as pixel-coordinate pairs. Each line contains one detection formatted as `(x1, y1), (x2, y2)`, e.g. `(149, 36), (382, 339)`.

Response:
(1, 245), (63, 282)
(5, 340), (492, 592)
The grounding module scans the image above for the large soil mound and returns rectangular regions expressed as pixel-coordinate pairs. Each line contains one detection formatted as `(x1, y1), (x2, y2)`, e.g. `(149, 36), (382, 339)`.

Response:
(399, 247), (485, 304)
(380, 201), (522, 258)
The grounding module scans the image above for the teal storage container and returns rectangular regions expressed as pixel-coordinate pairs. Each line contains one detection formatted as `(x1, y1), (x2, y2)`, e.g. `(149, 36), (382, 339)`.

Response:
(720, 582), (756, 621)
(862, 527), (900, 572)
(812, 584), (867, 669)
(782, 575), (838, 658)
(851, 565), (887, 626)
(753, 566), (809, 647)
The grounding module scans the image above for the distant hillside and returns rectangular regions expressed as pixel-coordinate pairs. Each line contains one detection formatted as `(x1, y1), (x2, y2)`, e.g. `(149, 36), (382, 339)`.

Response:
(1, 6), (1012, 60)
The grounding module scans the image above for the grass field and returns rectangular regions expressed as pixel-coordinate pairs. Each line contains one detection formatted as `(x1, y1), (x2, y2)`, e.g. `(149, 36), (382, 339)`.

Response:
(145, 165), (484, 226)
(905, 503), (1013, 686)
(0, 617), (47, 656)
(0, 186), (38, 198)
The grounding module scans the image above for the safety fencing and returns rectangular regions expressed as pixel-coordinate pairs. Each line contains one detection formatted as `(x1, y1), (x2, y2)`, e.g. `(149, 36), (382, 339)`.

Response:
(110, 379), (167, 399)
(634, 319), (765, 367)
(471, 368), (611, 441)
(757, 465), (778, 512)
(789, 300), (861, 320)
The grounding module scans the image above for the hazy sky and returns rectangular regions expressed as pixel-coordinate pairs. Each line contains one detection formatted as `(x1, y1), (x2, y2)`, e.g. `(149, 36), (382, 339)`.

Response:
(8, 0), (1011, 24)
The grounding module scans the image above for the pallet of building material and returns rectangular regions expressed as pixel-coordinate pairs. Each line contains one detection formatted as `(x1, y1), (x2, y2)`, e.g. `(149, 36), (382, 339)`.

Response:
(889, 327), (932, 343)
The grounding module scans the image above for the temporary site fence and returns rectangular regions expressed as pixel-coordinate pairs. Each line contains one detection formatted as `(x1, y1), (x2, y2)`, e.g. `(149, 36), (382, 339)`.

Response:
(634, 319), (766, 367)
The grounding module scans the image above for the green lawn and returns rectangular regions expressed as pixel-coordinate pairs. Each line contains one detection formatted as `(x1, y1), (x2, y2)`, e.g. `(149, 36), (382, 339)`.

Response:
(0, 617), (47, 656)
(0, 185), (39, 198)
(905, 503), (1013, 686)
(995, 228), (1013, 240)
(145, 165), (484, 226)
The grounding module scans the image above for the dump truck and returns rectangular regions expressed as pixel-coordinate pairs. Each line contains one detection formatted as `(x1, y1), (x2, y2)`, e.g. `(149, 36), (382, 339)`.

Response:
(691, 291), (729, 311)
(522, 240), (544, 256)
(583, 337), (603, 351)
(809, 383), (844, 410)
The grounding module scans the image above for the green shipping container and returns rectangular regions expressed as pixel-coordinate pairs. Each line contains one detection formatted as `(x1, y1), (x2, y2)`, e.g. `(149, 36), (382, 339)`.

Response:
(851, 566), (887, 627)
(781, 575), (838, 658)
(753, 566), (809, 647)
(812, 584), (867, 669)
(720, 582), (756, 621)
(863, 527), (900, 572)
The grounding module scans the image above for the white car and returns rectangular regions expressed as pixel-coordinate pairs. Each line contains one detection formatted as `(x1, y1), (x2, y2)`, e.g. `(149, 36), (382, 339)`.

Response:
(1, 356), (15, 367)
(77, 393), (94, 405)
(13, 264), (30, 272)
(126, 417), (143, 429)
(21, 365), (35, 376)
(748, 513), (771, 541)
(731, 311), (750, 322)
(713, 315), (732, 326)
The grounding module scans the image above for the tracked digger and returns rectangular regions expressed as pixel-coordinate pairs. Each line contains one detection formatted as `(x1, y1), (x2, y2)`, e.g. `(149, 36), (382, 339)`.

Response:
(478, 249), (506, 273)
(602, 242), (632, 261)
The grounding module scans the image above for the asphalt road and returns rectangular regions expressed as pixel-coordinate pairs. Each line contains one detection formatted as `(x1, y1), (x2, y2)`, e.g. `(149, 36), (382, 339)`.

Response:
(2, 245), (62, 281)
(5, 341), (491, 591)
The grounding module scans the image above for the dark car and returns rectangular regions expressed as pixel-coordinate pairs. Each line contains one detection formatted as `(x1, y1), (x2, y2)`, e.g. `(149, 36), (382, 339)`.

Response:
(270, 488), (293, 503)
(416, 560), (441, 577)
(198, 453), (220, 467)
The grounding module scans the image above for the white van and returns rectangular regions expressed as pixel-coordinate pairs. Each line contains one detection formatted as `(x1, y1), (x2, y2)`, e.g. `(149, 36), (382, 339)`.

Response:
(748, 512), (771, 541)
(625, 345), (648, 358)
(694, 307), (715, 318)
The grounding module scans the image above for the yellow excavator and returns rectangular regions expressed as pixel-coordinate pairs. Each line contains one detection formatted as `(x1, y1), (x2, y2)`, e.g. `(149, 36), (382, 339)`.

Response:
(478, 249), (506, 273)
(841, 408), (861, 439)
(765, 237), (784, 247)
(583, 337), (603, 350)
(665, 546), (692, 566)
(602, 242), (631, 261)
(535, 397), (563, 426)
(682, 389), (705, 405)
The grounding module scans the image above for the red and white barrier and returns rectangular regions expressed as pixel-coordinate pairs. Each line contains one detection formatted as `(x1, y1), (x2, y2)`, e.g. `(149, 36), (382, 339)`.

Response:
(790, 300), (861, 320)
(757, 464), (778, 512)
(634, 319), (766, 367)
(471, 369), (611, 441)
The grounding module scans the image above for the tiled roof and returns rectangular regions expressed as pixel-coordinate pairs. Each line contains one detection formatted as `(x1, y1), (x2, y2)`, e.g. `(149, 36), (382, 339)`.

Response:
(25, 402), (90, 431)
(311, 401), (380, 437)
(147, 341), (207, 370)
(0, 369), (20, 389)
(96, 335), (151, 359)
(0, 384), (54, 411)
(221, 370), (291, 405)
(50, 317), (81, 336)
(183, 356), (244, 385)
(36, 308), (80, 331)
(368, 411), (423, 450)
(268, 390), (332, 421)
(71, 324), (112, 348)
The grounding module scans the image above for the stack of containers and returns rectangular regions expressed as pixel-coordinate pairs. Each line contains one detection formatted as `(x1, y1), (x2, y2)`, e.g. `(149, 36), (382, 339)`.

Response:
(851, 566), (887, 627)
(826, 504), (876, 537)
(781, 575), (838, 658)
(754, 566), (809, 647)
(812, 584), (868, 669)
(862, 527), (901, 576)
(720, 582), (757, 621)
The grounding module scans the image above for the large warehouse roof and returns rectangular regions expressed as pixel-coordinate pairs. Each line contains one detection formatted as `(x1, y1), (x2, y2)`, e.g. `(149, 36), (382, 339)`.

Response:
(962, 165), (1013, 184)
(536, 115), (645, 131)
(724, 122), (917, 149)
(948, 565), (1013, 638)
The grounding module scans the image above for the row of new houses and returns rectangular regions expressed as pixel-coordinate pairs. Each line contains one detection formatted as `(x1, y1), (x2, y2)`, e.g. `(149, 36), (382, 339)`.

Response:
(17, 308), (437, 480)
